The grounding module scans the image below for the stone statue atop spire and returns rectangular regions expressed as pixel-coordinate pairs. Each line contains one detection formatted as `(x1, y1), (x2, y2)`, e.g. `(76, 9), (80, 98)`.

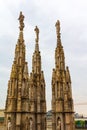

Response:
(34, 26), (39, 42)
(18, 11), (25, 31)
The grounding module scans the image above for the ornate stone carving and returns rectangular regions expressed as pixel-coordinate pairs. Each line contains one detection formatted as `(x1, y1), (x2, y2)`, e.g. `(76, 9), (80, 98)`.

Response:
(34, 26), (39, 42)
(25, 117), (29, 130)
(29, 118), (33, 130)
(18, 11), (25, 31)
(8, 119), (12, 130)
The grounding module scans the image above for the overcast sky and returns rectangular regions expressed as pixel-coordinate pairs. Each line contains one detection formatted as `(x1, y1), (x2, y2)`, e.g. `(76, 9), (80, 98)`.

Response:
(0, 0), (87, 115)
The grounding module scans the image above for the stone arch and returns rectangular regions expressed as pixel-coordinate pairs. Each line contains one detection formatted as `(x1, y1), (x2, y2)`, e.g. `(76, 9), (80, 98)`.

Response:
(57, 117), (61, 130)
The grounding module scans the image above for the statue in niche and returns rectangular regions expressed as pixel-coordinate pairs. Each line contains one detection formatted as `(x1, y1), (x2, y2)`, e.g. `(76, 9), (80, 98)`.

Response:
(7, 118), (12, 130)
(57, 117), (61, 130)
(25, 117), (29, 130)
(29, 118), (33, 130)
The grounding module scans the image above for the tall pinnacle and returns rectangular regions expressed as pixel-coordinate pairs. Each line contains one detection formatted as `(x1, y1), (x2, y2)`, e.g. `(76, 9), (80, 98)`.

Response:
(5, 12), (30, 130)
(18, 11), (25, 31)
(34, 26), (39, 51)
(55, 20), (61, 46)
(52, 20), (75, 130)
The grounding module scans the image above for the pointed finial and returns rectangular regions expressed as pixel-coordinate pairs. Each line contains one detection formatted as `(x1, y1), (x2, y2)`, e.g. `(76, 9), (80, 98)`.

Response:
(18, 11), (25, 31)
(34, 26), (39, 42)
(55, 20), (61, 46)
(55, 20), (60, 35)
(34, 26), (39, 52)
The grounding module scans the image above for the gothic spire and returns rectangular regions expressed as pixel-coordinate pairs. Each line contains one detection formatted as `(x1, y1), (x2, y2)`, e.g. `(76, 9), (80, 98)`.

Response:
(30, 26), (46, 130)
(34, 26), (39, 52)
(5, 12), (30, 130)
(55, 20), (61, 46)
(52, 20), (75, 130)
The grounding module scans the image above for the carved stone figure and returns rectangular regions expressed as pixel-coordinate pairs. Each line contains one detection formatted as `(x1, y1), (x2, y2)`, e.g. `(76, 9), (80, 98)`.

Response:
(34, 26), (39, 42)
(18, 11), (25, 31)
(8, 120), (12, 130)
(29, 118), (33, 130)
(57, 120), (61, 130)
(25, 117), (29, 130)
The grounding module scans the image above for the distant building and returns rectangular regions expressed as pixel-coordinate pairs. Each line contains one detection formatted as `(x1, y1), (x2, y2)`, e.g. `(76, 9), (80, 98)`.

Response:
(0, 109), (5, 130)
(75, 113), (83, 118)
